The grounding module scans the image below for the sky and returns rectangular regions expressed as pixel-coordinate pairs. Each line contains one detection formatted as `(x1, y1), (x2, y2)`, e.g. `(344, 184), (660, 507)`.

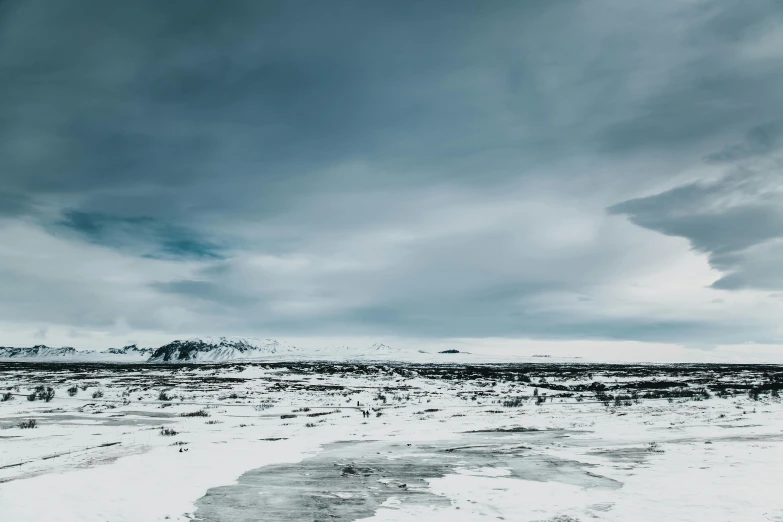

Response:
(1, 0), (783, 361)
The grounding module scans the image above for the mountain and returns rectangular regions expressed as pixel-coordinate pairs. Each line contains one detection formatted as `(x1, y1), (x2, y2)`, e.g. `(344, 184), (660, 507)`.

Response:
(147, 337), (300, 362)
(370, 343), (395, 353)
(102, 344), (154, 357)
(0, 338), (403, 363)
(0, 345), (78, 358)
(0, 338), (537, 363)
(0, 344), (152, 361)
(146, 338), (418, 363)
(292, 342), (404, 361)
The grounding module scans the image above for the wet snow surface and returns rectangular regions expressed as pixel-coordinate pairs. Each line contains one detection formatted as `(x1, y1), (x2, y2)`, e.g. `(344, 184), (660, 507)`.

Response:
(195, 434), (621, 522)
(2, 362), (783, 521)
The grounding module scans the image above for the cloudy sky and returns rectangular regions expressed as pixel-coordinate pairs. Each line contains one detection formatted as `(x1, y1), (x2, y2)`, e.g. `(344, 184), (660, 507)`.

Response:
(1, 0), (782, 360)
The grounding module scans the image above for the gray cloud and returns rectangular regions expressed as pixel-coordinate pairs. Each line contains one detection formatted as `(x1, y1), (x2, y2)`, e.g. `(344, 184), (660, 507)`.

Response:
(151, 279), (257, 307)
(609, 173), (783, 254)
(610, 154), (783, 292)
(706, 121), (783, 163)
(598, 1), (783, 154)
(1, 0), (783, 347)
(7, 0), (778, 221)
(710, 240), (783, 290)
(56, 211), (225, 260)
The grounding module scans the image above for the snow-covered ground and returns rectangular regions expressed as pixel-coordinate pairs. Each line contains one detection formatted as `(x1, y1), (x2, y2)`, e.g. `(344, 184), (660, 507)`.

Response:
(1, 361), (782, 521)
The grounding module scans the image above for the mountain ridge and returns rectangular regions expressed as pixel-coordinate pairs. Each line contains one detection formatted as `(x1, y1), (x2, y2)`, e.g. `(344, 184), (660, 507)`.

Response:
(0, 337), (413, 363)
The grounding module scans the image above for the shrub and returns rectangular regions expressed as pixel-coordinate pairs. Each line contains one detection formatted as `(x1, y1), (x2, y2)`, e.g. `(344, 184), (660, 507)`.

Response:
(180, 410), (209, 417)
(305, 423), (316, 428)
(67, 386), (78, 397)
(280, 414), (297, 419)
(18, 419), (37, 429)
(41, 387), (55, 402)
(1, 392), (12, 401)
(502, 397), (525, 407)
(92, 390), (104, 399)
(306, 411), (335, 418)
(26, 386), (55, 402)
(158, 391), (171, 401)
(160, 427), (178, 436)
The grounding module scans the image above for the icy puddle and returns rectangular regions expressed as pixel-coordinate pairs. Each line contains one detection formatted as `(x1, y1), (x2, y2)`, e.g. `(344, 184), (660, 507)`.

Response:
(194, 431), (621, 521)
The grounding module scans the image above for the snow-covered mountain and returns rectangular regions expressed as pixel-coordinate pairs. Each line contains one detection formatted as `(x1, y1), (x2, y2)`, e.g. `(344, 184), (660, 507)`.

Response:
(303, 342), (405, 360)
(102, 344), (155, 357)
(145, 337), (424, 363)
(0, 339), (412, 362)
(0, 345), (78, 358)
(147, 337), (301, 363)
(0, 337), (544, 363)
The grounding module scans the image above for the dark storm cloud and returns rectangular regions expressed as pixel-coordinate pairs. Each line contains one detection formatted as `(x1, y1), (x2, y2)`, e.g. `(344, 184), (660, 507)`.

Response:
(706, 121), (783, 163)
(0, 0), (546, 209)
(608, 174), (783, 255)
(57, 211), (224, 260)
(609, 167), (783, 291)
(7, 0), (777, 221)
(1, 0), (783, 345)
(709, 241), (783, 290)
(598, 2), (783, 154)
(0, 191), (30, 216)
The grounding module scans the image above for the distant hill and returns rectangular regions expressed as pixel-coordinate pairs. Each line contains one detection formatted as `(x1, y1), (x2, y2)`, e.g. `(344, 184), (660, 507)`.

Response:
(103, 344), (155, 357)
(147, 337), (300, 362)
(0, 345), (78, 358)
(0, 337), (563, 363)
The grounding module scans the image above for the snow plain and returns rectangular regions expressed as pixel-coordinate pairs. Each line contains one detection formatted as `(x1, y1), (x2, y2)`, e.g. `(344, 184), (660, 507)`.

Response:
(1, 361), (782, 521)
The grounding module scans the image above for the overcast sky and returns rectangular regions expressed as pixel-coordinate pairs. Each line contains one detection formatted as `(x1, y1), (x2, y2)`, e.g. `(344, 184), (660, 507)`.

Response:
(1, 0), (782, 360)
